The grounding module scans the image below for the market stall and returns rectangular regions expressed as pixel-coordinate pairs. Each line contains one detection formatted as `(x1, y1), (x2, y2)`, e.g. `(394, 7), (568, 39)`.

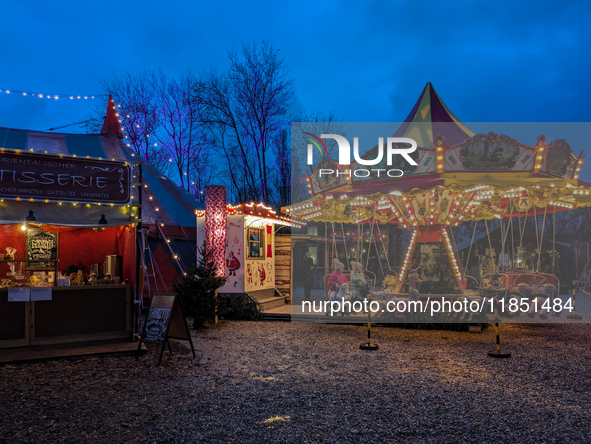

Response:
(0, 146), (137, 348)
(196, 187), (304, 308)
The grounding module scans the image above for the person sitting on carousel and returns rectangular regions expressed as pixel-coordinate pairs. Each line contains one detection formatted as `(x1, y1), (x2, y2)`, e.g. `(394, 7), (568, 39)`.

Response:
(326, 261), (348, 298)
(326, 261), (350, 316)
(350, 261), (373, 304)
(408, 268), (423, 302)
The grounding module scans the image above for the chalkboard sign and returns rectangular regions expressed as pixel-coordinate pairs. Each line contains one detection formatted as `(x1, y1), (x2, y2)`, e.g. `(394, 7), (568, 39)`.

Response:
(27, 228), (58, 269)
(144, 294), (175, 343)
(137, 293), (195, 365)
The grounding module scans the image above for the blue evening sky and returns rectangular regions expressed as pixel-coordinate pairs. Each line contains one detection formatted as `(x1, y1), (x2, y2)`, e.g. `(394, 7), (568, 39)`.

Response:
(0, 1), (589, 132)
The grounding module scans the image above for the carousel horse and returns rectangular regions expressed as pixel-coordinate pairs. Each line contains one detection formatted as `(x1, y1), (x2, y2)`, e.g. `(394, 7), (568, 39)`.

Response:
(326, 282), (351, 316)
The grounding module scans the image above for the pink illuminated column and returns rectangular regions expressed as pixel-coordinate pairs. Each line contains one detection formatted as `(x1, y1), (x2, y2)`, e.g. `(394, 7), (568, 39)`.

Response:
(205, 186), (227, 276)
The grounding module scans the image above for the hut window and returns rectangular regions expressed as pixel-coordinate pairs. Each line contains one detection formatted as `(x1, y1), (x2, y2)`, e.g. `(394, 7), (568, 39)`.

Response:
(247, 228), (265, 259)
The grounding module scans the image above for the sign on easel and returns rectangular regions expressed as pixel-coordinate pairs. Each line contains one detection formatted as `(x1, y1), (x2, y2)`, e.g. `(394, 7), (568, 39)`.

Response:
(137, 293), (195, 365)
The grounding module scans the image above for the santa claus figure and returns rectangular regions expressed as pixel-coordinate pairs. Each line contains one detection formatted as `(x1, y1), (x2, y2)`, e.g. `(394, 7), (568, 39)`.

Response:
(226, 251), (241, 277)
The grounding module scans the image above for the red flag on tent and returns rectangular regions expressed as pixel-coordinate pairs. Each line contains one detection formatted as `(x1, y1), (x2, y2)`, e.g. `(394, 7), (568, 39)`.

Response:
(101, 95), (123, 139)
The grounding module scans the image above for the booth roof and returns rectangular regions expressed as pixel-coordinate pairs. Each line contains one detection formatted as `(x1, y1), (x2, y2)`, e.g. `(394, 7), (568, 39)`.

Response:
(0, 127), (203, 228)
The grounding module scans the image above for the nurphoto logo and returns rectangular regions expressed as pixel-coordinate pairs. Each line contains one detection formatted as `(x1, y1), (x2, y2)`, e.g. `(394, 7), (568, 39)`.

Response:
(304, 133), (417, 178)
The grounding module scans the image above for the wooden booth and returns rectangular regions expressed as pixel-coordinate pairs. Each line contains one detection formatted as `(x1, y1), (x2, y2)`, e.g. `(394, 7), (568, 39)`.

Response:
(196, 191), (304, 309)
(0, 148), (138, 349)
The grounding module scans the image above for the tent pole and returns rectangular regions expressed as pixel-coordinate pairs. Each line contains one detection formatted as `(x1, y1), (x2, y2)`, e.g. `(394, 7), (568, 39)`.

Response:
(134, 163), (143, 342)
(180, 225), (197, 256)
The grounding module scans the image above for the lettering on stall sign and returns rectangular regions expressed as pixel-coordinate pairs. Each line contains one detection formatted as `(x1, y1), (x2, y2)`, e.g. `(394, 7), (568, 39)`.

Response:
(0, 150), (131, 204)
(0, 170), (109, 187)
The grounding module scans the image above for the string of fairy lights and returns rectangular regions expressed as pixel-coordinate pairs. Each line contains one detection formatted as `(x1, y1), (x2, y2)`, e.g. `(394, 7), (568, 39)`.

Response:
(0, 87), (307, 275)
(0, 87), (103, 100)
(0, 85), (161, 163)
(0, 86), (195, 273)
(196, 202), (305, 228)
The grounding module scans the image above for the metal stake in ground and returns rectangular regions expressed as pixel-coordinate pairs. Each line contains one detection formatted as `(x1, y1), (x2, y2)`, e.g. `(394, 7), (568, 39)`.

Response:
(567, 281), (583, 320)
(360, 301), (378, 350)
(488, 308), (511, 358)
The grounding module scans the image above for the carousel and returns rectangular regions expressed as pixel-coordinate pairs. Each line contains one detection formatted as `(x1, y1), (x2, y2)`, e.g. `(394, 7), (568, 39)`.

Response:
(286, 83), (590, 320)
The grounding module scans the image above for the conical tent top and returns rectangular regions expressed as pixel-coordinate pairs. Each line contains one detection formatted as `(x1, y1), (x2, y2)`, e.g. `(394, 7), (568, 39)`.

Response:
(393, 82), (474, 147)
(101, 94), (123, 139)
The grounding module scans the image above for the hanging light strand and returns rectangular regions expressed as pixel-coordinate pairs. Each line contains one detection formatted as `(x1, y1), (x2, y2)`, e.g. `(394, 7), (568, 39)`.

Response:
(0, 86), (104, 100)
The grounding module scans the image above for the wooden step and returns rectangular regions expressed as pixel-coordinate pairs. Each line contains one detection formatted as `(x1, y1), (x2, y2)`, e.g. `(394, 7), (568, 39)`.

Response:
(247, 288), (286, 311)
(247, 288), (277, 301)
(257, 297), (287, 311)
(261, 312), (291, 321)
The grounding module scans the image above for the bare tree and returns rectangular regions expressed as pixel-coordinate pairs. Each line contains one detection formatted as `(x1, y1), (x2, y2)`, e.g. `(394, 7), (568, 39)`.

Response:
(86, 66), (167, 172)
(290, 111), (349, 204)
(86, 67), (216, 199)
(194, 41), (295, 204)
(152, 70), (214, 193)
(270, 129), (290, 208)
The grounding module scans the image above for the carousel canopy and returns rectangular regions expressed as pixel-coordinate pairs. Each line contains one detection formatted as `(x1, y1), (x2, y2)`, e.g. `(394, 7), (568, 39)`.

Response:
(0, 127), (201, 228)
(393, 82), (474, 147)
(287, 84), (590, 226)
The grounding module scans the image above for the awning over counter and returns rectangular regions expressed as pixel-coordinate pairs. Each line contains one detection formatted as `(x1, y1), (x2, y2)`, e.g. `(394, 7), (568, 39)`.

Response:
(0, 199), (134, 227)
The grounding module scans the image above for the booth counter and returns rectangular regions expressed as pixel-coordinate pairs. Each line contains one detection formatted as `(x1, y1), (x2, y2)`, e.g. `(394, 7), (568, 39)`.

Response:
(0, 284), (133, 348)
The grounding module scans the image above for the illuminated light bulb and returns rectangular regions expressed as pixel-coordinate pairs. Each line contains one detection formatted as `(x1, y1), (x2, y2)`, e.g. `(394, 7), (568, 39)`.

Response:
(21, 224), (26, 231)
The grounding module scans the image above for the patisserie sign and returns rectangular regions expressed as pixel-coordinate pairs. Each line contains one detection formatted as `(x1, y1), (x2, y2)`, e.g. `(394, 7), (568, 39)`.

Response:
(0, 150), (131, 204)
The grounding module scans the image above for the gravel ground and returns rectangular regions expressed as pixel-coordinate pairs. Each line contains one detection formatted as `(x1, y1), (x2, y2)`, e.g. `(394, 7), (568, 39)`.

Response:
(1, 322), (591, 443)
